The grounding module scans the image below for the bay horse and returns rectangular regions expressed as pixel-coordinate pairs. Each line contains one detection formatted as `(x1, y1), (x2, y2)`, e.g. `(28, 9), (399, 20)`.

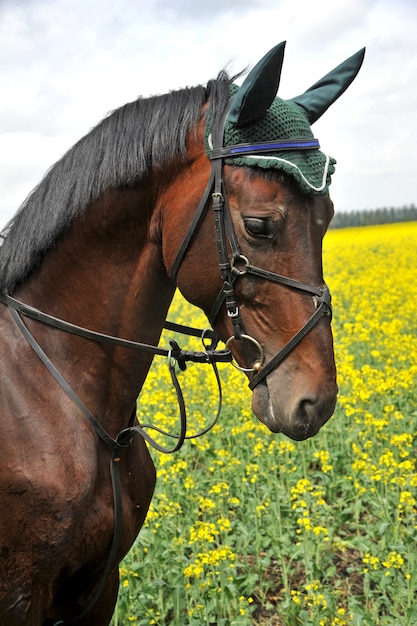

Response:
(0, 42), (364, 625)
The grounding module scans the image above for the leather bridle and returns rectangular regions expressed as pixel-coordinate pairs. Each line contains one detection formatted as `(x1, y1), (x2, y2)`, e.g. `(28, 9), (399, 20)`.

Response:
(171, 101), (332, 390)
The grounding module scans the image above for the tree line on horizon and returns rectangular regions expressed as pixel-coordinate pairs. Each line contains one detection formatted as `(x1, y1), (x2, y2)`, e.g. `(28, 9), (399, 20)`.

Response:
(330, 203), (417, 229)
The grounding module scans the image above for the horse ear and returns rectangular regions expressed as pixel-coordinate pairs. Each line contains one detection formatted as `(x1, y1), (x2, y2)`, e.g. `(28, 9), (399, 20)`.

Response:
(227, 41), (286, 128)
(290, 48), (366, 124)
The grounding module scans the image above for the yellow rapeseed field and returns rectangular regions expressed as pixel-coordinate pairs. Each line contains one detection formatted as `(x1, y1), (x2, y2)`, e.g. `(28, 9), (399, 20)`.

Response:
(112, 222), (417, 626)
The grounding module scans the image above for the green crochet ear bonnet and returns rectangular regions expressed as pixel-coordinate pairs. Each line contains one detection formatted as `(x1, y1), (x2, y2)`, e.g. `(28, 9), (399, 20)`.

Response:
(207, 84), (336, 195)
(205, 42), (365, 196)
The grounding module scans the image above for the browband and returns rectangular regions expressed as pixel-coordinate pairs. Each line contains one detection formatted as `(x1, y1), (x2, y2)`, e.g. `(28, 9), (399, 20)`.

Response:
(209, 138), (320, 160)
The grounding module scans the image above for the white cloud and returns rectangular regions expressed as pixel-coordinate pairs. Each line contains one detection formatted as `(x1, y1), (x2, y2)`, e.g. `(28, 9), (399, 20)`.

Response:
(0, 0), (416, 226)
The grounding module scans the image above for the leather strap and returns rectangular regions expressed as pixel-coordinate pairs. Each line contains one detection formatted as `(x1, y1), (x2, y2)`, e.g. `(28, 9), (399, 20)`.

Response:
(249, 288), (331, 389)
(0, 292), (232, 365)
(210, 138), (320, 160)
(170, 167), (215, 282)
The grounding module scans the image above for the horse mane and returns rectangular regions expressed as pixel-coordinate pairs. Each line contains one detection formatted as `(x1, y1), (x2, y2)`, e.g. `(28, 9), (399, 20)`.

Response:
(0, 72), (232, 293)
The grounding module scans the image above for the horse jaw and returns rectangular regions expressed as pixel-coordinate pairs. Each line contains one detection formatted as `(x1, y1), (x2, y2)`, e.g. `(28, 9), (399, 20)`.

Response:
(251, 365), (338, 441)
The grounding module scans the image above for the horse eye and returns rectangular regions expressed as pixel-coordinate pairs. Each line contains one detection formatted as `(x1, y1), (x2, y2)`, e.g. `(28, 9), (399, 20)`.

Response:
(244, 218), (274, 239)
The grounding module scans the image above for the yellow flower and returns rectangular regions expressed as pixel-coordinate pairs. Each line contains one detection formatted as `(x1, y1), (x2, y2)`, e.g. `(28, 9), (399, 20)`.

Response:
(290, 589), (302, 605)
(398, 490), (416, 512)
(198, 496), (216, 511)
(381, 550), (404, 574)
(188, 521), (218, 544)
(217, 517), (231, 532)
(313, 449), (333, 473)
(209, 481), (229, 495)
(184, 475), (195, 490)
(363, 552), (380, 571)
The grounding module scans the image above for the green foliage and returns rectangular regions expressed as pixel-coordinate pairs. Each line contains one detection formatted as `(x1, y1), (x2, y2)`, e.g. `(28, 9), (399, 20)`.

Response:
(329, 204), (417, 229)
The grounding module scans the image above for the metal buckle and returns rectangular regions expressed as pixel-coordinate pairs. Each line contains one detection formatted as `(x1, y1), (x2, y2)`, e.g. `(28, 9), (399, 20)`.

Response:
(312, 285), (332, 316)
(231, 254), (249, 275)
(225, 334), (265, 373)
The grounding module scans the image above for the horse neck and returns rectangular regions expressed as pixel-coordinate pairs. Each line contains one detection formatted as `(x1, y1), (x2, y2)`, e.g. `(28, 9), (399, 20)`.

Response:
(15, 185), (176, 435)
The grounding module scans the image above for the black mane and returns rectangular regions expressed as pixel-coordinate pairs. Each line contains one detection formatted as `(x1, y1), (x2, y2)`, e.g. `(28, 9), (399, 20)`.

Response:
(0, 73), (232, 293)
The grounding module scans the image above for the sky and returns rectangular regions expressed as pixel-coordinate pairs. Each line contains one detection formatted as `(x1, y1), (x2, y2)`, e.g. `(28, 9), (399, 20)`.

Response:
(0, 0), (416, 228)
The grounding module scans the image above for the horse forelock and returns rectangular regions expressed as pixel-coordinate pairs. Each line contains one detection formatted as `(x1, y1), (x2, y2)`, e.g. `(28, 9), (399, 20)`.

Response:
(0, 74), (232, 293)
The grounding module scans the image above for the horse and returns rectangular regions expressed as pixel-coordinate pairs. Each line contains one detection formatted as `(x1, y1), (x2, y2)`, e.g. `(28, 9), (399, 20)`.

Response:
(0, 41), (364, 625)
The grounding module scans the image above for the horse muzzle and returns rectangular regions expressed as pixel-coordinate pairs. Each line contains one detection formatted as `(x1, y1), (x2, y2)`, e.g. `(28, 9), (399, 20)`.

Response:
(251, 370), (338, 441)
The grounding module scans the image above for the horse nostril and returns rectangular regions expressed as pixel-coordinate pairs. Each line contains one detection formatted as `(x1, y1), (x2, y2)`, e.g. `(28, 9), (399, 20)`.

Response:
(295, 393), (336, 438)
(296, 399), (318, 436)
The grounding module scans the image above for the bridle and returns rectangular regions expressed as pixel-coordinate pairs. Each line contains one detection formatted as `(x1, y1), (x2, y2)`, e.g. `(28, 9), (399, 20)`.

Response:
(0, 97), (332, 625)
(171, 100), (332, 391)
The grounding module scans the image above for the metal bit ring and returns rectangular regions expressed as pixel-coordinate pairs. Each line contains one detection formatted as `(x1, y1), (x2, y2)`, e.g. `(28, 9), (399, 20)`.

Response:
(225, 334), (265, 373)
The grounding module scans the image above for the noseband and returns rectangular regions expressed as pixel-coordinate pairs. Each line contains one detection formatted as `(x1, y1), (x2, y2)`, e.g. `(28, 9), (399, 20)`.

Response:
(171, 101), (332, 390)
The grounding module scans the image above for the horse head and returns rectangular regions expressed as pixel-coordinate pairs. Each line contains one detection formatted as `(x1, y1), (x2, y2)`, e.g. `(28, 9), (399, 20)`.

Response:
(165, 42), (365, 441)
